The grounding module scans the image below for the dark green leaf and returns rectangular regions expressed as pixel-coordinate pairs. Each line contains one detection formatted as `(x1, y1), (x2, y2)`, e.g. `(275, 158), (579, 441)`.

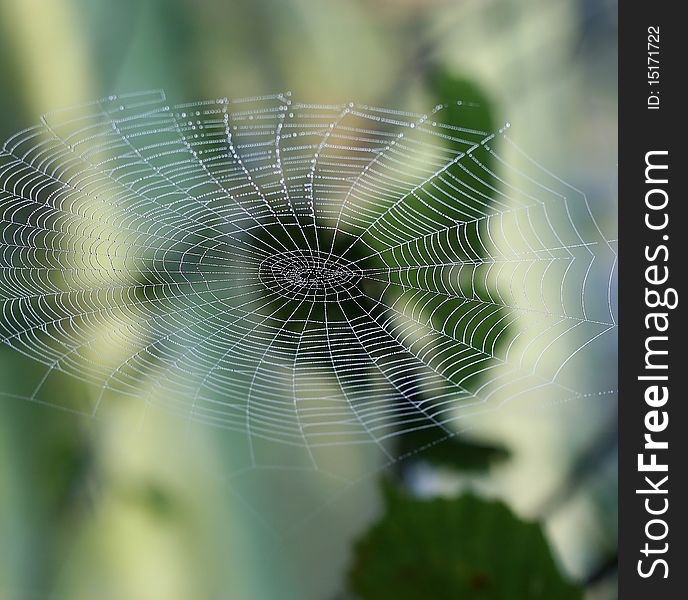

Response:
(349, 486), (582, 600)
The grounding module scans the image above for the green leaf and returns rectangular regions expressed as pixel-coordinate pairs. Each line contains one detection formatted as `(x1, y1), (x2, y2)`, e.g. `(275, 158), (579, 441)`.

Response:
(427, 68), (496, 138)
(349, 486), (583, 600)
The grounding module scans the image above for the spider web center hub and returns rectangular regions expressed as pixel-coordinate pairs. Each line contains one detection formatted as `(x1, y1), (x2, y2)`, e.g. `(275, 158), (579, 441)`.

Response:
(258, 250), (362, 302)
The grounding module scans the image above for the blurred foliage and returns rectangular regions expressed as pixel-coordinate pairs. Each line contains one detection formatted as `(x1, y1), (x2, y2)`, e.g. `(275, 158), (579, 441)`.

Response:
(398, 428), (510, 473)
(427, 69), (497, 141)
(349, 484), (583, 600)
(0, 0), (617, 598)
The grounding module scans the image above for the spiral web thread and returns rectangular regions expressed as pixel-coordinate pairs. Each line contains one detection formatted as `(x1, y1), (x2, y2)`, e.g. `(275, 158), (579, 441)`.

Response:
(0, 90), (617, 464)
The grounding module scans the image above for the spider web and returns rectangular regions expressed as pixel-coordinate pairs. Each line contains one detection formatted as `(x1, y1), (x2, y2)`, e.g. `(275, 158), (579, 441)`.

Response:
(0, 90), (617, 468)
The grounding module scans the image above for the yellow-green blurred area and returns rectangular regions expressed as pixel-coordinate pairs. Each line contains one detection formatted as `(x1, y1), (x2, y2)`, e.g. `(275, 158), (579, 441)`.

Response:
(0, 1), (616, 599)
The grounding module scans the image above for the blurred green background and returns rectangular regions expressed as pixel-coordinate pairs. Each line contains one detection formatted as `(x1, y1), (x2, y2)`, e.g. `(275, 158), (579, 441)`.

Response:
(0, 1), (617, 599)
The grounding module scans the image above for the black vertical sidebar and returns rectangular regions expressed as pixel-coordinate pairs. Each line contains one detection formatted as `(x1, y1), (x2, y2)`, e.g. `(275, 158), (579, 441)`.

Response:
(619, 2), (685, 598)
